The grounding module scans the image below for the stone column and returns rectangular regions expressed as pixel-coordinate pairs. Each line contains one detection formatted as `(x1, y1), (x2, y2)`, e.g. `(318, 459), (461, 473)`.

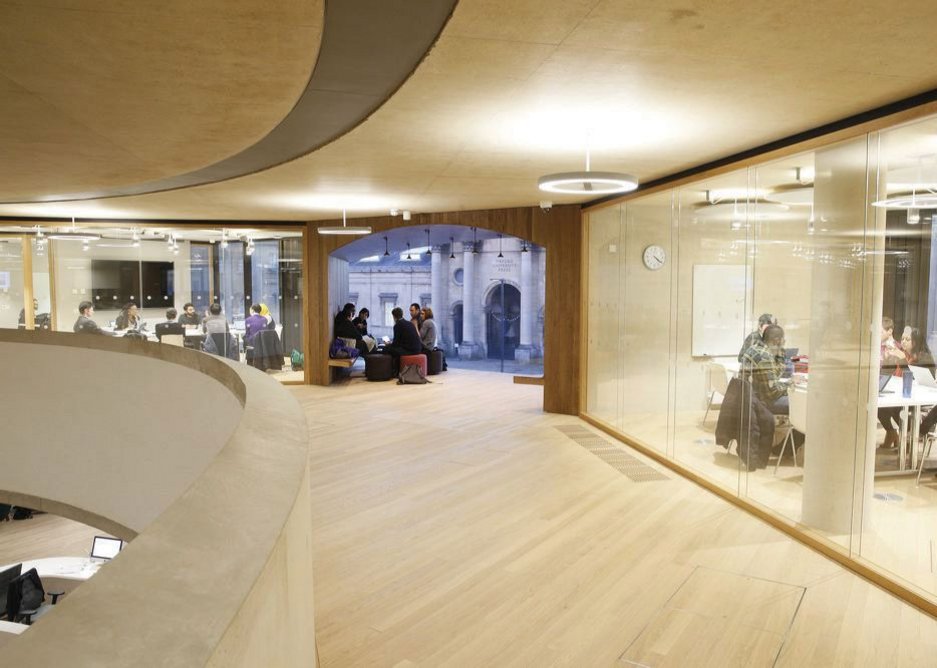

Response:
(515, 244), (535, 361)
(460, 240), (480, 359)
(801, 138), (883, 536)
(430, 245), (445, 347)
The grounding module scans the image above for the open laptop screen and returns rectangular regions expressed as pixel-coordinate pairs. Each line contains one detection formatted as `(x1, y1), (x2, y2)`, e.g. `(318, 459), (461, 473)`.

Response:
(91, 536), (123, 560)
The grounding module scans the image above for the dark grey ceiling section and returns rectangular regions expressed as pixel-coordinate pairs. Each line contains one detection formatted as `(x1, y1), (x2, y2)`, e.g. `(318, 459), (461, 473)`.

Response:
(9, 0), (458, 204)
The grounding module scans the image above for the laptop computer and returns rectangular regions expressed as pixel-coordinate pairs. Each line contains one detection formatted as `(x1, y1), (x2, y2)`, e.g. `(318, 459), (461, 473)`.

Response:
(908, 365), (937, 389)
(878, 373), (894, 395)
(90, 536), (123, 561)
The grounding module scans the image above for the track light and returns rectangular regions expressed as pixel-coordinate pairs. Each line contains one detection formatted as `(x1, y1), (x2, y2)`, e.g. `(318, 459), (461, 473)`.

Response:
(472, 227), (478, 255)
(498, 234), (504, 258)
(425, 229), (432, 256)
(449, 237), (455, 260)
(383, 236), (390, 257)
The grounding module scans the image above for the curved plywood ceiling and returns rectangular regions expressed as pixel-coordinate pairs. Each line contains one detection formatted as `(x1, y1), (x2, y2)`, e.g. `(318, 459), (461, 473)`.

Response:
(0, 0), (325, 201)
(4, 0), (937, 221)
(1, 0), (458, 204)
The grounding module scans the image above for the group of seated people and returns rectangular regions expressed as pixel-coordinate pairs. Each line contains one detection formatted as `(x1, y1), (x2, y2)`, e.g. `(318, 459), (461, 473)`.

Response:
(878, 316), (937, 447)
(332, 302), (440, 372)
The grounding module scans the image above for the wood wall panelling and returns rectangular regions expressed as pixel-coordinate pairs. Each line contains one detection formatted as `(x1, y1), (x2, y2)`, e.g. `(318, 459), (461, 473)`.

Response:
(305, 205), (581, 414)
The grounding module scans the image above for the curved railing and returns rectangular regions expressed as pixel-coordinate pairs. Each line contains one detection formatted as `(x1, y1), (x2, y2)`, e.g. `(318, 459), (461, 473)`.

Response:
(0, 330), (315, 666)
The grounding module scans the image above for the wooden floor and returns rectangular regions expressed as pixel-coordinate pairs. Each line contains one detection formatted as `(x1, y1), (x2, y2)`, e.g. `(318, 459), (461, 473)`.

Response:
(294, 369), (937, 667)
(0, 513), (101, 565)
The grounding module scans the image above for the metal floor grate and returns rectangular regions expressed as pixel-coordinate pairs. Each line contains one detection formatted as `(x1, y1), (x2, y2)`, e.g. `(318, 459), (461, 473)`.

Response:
(556, 426), (669, 483)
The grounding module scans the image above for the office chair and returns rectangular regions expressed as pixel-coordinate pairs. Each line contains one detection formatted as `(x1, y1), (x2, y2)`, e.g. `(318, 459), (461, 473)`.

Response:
(5, 568), (63, 624)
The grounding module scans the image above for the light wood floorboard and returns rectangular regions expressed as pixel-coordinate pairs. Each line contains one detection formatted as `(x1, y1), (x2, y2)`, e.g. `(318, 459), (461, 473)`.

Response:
(293, 369), (937, 666)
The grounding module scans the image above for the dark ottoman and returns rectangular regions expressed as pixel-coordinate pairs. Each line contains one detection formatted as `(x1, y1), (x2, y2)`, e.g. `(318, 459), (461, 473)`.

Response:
(365, 354), (394, 381)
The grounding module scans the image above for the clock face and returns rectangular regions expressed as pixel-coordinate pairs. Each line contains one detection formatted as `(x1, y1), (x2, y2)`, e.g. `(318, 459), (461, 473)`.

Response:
(643, 245), (666, 270)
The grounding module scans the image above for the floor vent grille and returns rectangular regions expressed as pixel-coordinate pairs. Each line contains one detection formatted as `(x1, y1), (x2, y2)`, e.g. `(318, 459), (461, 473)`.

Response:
(556, 426), (669, 483)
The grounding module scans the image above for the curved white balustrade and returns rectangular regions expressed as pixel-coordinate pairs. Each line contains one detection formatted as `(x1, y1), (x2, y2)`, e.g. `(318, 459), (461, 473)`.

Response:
(0, 330), (315, 666)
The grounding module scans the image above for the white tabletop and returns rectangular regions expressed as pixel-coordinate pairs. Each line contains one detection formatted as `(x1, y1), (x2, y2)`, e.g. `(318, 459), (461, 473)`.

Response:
(0, 556), (103, 581)
(876, 376), (937, 408)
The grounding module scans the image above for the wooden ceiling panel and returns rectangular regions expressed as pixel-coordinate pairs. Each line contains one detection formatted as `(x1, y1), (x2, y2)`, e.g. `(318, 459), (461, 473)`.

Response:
(0, 0), (323, 199)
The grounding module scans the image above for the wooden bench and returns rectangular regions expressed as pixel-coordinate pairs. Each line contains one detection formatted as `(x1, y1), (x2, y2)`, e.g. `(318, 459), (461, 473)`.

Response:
(328, 358), (355, 368)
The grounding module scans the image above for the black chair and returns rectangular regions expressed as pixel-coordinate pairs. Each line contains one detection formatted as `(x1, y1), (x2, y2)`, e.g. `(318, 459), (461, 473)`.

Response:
(5, 568), (63, 624)
(0, 563), (22, 619)
(204, 332), (239, 361)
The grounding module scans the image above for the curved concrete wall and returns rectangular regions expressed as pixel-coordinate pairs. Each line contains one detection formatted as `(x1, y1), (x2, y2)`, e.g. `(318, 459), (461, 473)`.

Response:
(0, 331), (315, 666)
(0, 340), (242, 536)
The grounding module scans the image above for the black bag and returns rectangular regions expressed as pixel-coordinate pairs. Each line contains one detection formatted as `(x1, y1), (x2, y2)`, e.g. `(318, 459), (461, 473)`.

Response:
(397, 364), (430, 385)
(0, 504), (11, 521)
(12, 507), (33, 520)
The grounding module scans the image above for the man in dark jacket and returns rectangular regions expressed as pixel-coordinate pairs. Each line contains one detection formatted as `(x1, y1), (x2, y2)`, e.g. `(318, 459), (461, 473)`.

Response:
(73, 301), (107, 335)
(384, 306), (422, 371)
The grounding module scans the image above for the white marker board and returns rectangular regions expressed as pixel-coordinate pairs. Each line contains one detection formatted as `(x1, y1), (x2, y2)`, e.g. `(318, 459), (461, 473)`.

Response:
(692, 264), (748, 357)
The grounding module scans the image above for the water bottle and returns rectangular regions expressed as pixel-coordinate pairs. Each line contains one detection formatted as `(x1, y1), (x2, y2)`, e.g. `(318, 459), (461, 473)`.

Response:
(903, 370), (913, 398)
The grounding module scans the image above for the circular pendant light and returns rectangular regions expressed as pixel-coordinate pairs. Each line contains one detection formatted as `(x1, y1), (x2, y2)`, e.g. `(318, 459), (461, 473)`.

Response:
(317, 209), (372, 235)
(538, 150), (638, 195)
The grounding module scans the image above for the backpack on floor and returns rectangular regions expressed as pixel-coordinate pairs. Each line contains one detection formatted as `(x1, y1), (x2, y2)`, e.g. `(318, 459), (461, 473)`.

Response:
(397, 364), (429, 385)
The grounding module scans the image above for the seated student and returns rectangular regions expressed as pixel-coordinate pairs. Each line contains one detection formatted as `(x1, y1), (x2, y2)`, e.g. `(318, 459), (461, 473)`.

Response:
(333, 303), (369, 357)
(245, 304), (268, 342)
(741, 324), (789, 415)
(879, 326), (934, 448)
(738, 313), (777, 362)
(114, 302), (141, 331)
(155, 308), (185, 341)
(259, 303), (276, 330)
(73, 301), (106, 335)
(409, 302), (423, 334)
(353, 308), (371, 337)
(383, 306), (423, 371)
(178, 302), (201, 326)
(202, 303), (230, 335)
(881, 316), (903, 366)
(419, 306), (438, 352)
(17, 298), (50, 329)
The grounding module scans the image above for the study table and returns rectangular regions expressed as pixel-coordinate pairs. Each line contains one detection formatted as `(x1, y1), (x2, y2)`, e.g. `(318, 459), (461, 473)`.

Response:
(711, 359), (937, 473)
(0, 557), (103, 635)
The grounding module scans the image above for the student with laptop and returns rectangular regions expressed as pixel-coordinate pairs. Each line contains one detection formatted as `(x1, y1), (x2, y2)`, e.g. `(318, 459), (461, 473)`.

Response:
(878, 326), (933, 448)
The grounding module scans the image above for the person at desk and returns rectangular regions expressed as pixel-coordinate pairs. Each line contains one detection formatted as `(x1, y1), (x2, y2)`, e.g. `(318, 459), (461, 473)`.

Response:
(258, 303), (276, 330)
(155, 308), (185, 341)
(178, 302), (201, 326)
(202, 303), (230, 335)
(17, 298), (50, 329)
(881, 316), (902, 365)
(879, 327), (934, 448)
(114, 303), (141, 331)
(244, 304), (268, 342)
(384, 306), (423, 371)
(741, 324), (789, 415)
(737, 313), (777, 362)
(73, 301), (106, 335)
(333, 303), (369, 357)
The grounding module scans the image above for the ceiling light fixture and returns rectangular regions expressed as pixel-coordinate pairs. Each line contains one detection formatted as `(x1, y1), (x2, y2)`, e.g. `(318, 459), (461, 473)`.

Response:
(472, 227), (478, 255)
(47, 218), (100, 242)
(498, 234), (504, 258)
(406, 242), (412, 260)
(402, 210), (412, 221)
(873, 189), (937, 209)
(449, 237), (456, 259)
(317, 209), (372, 235)
(538, 149), (638, 194)
(383, 236), (390, 257)
(425, 229), (432, 256)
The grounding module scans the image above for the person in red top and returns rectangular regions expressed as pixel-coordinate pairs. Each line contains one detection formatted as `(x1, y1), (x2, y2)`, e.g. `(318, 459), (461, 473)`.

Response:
(879, 326), (934, 449)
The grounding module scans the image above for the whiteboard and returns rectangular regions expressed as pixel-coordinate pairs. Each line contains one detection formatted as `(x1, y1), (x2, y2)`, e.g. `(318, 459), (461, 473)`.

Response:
(692, 264), (748, 357)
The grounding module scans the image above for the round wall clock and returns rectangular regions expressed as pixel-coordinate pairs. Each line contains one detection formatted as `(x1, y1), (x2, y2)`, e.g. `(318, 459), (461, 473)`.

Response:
(642, 245), (666, 270)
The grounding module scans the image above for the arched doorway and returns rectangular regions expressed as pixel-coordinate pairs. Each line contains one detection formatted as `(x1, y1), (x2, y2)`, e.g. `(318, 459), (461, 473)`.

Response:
(486, 283), (520, 360)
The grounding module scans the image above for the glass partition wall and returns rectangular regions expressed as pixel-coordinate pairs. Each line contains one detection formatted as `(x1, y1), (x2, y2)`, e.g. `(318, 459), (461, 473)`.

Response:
(0, 224), (306, 383)
(585, 112), (937, 607)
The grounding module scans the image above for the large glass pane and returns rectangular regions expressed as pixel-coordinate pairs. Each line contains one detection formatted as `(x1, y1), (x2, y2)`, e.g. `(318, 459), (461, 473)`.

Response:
(586, 206), (623, 425)
(0, 237), (24, 330)
(859, 115), (937, 597)
(31, 236), (53, 330)
(672, 170), (754, 495)
(617, 192), (673, 452)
